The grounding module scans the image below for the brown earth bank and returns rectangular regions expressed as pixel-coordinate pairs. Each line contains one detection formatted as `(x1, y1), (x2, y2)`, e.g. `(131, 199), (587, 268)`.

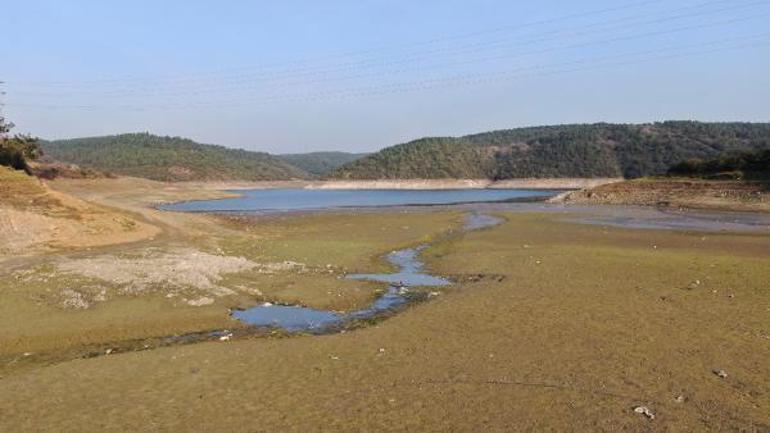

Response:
(556, 178), (770, 213)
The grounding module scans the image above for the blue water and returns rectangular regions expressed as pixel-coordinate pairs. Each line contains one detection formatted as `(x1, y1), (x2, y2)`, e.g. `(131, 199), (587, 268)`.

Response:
(231, 304), (344, 332)
(347, 247), (451, 287)
(161, 188), (557, 213)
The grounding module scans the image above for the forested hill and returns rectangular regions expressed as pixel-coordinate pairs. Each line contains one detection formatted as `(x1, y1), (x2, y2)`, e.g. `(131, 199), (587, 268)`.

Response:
(278, 152), (367, 176)
(41, 133), (309, 181)
(330, 122), (770, 180)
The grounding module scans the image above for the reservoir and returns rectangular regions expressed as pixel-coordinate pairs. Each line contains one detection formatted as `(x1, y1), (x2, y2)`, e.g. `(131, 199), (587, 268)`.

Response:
(161, 188), (559, 212)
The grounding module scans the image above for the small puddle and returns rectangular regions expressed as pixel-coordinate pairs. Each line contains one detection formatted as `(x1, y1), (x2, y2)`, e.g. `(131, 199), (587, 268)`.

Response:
(232, 248), (448, 332)
(464, 212), (505, 230)
(231, 212), (501, 332)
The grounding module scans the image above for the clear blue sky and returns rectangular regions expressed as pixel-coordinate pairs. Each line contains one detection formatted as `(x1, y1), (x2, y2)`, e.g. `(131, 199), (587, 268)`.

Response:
(3, 0), (769, 153)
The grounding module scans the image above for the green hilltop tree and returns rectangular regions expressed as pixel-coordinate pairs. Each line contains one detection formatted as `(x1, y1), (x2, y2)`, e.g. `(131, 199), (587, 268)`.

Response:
(0, 115), (40, 173)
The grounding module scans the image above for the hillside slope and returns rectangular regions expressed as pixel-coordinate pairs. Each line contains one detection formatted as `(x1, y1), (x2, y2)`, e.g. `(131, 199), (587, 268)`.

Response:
(331, 122), (770, 180)
(0, 167), (157, 258)
(278, 152), (367, 176)
(42, 133), (309, 181)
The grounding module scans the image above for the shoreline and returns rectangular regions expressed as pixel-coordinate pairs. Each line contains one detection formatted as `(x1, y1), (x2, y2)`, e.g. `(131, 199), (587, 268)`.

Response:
(174, 177), (623, 191)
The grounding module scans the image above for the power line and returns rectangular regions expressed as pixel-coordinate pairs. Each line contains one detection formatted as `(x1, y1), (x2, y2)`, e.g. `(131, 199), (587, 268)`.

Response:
(14, 0), (669, 89)
(8, 33), (768, 111)
(10, 5), (769, 101)
(15, 0), (751, 92)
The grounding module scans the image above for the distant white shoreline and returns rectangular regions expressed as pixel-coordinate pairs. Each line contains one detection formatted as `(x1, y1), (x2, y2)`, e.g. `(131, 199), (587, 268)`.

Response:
(173, 177), (622, 191)
(306, 178), (622, 190)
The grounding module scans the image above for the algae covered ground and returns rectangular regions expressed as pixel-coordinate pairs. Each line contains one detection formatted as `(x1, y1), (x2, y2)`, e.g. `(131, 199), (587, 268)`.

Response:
(1, 176), (769, 432)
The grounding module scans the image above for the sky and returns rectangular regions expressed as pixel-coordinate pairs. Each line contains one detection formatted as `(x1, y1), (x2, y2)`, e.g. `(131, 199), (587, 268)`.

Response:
(2, 0), (770, 153)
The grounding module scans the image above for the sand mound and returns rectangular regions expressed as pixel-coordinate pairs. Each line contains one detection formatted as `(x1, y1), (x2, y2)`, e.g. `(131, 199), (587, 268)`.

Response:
(55, 248), (259, 296)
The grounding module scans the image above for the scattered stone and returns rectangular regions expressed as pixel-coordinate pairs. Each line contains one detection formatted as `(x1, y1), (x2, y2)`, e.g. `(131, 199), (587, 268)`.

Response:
(22, 352), (33, 357)
(187, 296), (215, 307)
(94, 289), (108, 302)
(674, 395), (686, 404)
(61, 289), (90, 309)
(219, 332), (233, 342)
(330, 355), (340, 360)
(262, 302), (273, 307)
(687, 280), (701, 290)
(633, 406), (655, 420)
(713, 369), (728, 379)
(428, 291), (440, 298)
(105, 348), (113, 355)
(378, 348), (386, 353)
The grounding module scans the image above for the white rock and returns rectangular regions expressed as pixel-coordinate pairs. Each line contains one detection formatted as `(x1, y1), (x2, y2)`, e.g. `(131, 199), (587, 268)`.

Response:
(633, 406), (655, 420)
(713, 369), (728, 378)
(187, 297), (215, 307)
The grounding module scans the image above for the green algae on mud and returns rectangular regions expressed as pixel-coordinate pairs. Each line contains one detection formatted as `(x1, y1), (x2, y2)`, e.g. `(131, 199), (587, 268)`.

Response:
(2, 207), (769, 432)
(0, 210), (463, 360)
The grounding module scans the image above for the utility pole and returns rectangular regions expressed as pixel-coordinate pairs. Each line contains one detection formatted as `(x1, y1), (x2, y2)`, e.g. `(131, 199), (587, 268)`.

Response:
(0, 80), (9, 140)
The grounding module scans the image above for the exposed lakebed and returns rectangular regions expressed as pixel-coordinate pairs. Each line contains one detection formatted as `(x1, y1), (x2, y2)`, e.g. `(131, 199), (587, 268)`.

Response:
(231, 213), (501, 332)
(163, 189), (770, 333)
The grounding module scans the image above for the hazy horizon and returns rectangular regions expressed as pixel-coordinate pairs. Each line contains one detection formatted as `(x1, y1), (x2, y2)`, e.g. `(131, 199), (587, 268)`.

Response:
(4, 0), (770, 153)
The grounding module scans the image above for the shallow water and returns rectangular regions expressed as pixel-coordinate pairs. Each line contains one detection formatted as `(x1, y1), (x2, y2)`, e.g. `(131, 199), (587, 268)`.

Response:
(161, 188), (558, 213)
(347, 247), (451, 287)
(231, 304), (343, 332)
(434, 202), (770, 233)
(464, 213), (505, 230)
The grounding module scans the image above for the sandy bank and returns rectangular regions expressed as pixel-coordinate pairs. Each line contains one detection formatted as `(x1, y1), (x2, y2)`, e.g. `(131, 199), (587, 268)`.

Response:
(305, 178), (622, 190)
(60, 176), (621, 192)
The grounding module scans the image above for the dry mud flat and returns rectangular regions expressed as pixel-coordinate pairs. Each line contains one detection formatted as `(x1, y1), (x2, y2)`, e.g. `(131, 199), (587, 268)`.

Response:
(1, 175), (769, 432)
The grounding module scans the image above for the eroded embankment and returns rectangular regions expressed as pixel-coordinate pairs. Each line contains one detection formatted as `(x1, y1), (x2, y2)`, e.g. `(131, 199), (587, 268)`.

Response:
(555, 178), (770, 213)
(307, 178), (622, 190)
